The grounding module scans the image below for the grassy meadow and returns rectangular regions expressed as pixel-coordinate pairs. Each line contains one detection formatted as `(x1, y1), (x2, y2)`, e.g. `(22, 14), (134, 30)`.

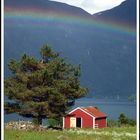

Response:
(4, 126), (136, 140)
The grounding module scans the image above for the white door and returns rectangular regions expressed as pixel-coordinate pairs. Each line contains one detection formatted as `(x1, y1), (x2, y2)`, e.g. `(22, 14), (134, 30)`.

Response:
(70, 117), (76, 128)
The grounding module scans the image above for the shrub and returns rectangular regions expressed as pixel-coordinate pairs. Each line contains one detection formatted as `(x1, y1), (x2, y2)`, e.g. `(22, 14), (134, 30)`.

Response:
(32, 118), (39, 125)
(118, 113), (128, 125)
(118, 113), (136, 127)
(47, 118), (63, 128)
(127, 119), (136, 126)
(107, 120), (118, 127)
(107, 113), (136, 127)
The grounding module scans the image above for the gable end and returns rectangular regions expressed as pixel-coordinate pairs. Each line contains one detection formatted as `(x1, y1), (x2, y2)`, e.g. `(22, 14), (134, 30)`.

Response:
(68, 107), (95, 118)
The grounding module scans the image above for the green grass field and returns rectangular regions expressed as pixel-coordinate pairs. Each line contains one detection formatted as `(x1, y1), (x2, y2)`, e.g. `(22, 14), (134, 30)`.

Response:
(4, 127), (136, 140)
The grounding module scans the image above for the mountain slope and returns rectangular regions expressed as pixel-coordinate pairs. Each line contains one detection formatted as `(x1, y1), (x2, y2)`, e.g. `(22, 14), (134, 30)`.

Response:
(4, 0), (136, 99)
(93, 0), (136, 27)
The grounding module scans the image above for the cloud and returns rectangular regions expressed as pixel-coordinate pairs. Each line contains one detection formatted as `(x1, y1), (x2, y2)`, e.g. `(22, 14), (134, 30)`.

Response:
(49, 0), (126, 15)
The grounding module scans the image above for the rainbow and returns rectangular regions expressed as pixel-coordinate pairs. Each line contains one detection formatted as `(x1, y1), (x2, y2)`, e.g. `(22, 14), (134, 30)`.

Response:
(4, 6), (136, 37)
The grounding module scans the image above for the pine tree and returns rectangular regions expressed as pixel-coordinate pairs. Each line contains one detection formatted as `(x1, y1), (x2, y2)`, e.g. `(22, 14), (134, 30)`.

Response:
(4, 45), (88, 125)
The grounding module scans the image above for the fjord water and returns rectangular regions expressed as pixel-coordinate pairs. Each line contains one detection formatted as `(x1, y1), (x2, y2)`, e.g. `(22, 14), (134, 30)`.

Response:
(74, 98), (136, 120)
(4, 98), (136, 123)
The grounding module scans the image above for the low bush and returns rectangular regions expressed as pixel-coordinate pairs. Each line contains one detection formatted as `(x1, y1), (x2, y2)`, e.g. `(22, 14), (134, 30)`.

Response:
(47, 118), (63, 129)
(107, 120), (119, 127)
(107, 113), (136, 127)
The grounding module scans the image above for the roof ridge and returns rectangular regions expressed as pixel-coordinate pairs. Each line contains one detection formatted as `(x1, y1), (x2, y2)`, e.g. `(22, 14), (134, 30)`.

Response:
(81, 106), (107, 117)
(69, 106), (107, 118)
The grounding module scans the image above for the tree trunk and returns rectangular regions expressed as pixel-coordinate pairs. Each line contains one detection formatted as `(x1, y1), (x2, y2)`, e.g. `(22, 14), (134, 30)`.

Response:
(37, 116), (42, 125)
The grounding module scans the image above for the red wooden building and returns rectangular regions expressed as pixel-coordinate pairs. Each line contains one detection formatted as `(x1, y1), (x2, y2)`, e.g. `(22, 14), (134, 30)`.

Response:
(63, 106), (107, 129)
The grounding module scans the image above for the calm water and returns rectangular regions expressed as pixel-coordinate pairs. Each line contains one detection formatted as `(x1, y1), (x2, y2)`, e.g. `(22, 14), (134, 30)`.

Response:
(74, 98), (136, 120)
(4, 98), (136, 123)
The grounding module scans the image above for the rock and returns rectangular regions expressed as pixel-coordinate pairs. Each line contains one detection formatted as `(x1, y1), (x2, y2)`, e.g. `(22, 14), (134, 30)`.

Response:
(5, 120), (46, 131)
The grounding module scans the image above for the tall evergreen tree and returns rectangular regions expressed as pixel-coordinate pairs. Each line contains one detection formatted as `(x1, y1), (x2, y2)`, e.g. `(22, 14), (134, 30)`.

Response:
(4, 45), (88, 125)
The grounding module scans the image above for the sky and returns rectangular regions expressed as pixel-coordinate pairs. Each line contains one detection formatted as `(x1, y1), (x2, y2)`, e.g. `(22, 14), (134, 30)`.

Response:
(49, 0), (126, 14)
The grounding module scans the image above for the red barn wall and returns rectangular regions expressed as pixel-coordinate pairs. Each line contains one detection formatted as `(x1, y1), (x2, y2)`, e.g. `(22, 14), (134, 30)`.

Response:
(64, 109), (93, 128)
(64, 116), (70, 129)
(95, 117), (107, 128)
